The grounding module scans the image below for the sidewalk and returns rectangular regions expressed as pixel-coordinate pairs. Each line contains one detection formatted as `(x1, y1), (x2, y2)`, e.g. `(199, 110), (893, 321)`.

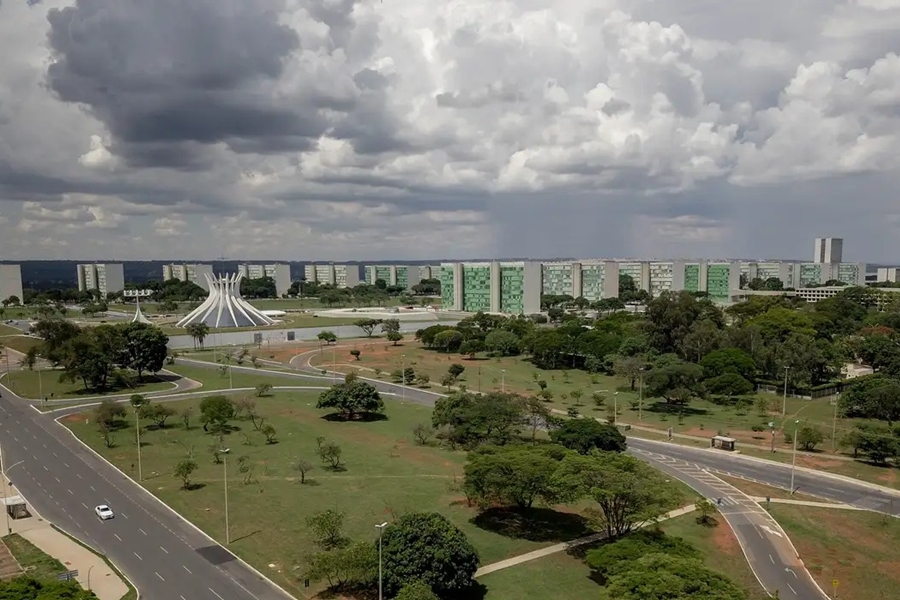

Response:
(474, 504), (697, 578)
(0, 467), (128, 599)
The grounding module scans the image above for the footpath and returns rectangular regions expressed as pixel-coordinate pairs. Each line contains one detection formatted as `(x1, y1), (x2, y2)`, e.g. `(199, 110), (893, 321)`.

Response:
(0, 464), (128, 599)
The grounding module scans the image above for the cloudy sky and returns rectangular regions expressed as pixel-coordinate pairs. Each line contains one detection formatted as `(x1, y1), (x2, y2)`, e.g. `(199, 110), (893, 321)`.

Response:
(1, 0), (899, 263)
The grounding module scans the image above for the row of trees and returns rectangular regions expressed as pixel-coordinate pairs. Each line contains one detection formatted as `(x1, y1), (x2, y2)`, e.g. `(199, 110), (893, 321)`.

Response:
(31, 319), (169, 392)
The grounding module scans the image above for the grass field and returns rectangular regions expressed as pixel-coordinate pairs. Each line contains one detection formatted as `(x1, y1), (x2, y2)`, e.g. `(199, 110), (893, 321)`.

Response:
(1, 533), (66, 581)
(770, 505), (900, 600)
(1, 368), (177, 399)
(479, 512), (768, 600)
(0, 323), (21, 336)
(63, 391), (619, 598)
(157, 313), (365, 336)
(0, 335), (40, 355)
(165, 362), (319, 392)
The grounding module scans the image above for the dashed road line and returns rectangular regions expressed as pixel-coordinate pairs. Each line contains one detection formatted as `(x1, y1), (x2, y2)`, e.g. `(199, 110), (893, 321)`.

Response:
(209, 588), (225, 600)
(183, 566), (191, 574)
(133, 551), (142, 561)
(114, 534), (122, 541)
(156, 572), (165, 581)
(160, 545), (168, 554)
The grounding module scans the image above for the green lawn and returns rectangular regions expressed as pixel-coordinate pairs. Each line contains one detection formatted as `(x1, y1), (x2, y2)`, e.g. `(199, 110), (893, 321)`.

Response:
(165, 362), (313, 391)
(157, 313), (366, 336)
(479, 513), (768, 600)
(1, 533), (66, 581)
(0, 335), (40, 355)
(0, 324), (21, 336)
(770, 505), (900, 600)
(2, 368), (177, 399)
(62, 392), (606, 599)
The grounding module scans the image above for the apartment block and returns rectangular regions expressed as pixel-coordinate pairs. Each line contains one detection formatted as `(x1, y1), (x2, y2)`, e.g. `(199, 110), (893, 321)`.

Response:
(237, 263), (291, 297)
(76, 264), (125, 296)
(303, 264), (360, 289)
(162, 263), (214, 291)
(362, 264), (440, 289)
(0, 264), (23, 304)
(877, 267), (900, 283)
(741, 261), (796, 289)
(439, 261), (542, 314)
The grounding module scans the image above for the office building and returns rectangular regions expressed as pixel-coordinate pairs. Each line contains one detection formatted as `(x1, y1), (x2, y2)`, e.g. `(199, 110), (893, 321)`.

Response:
(814, 237), (843, 264)
(362, 264), (441, 290)
(303, 264), (360, 289)
(0, 264), (23, 304)
(540, 261), (619, 301)
(162, 263), (214, 291)
(876, 267), (900, 283)
(440, 261), (542, 314)
(237, 263), (291, 297)
(76, 263), (125, 296)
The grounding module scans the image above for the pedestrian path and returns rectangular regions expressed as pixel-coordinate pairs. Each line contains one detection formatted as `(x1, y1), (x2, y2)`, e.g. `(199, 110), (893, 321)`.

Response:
(0, 466), (128, 599)
(474, 505), (697, 578)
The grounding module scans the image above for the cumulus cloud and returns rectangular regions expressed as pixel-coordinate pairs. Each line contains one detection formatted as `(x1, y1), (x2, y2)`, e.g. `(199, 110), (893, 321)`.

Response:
(0, 0), (899, 261)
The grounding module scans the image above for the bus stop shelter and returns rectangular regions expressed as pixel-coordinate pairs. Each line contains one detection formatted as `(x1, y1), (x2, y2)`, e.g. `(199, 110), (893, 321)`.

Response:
(710, 435), (736, 451)
(2, 495), (29, 520)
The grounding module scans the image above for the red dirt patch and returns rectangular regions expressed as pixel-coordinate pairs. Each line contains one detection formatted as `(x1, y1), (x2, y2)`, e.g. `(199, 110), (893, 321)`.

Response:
(60, 413), (87, 423)
(795, 456), (844, 470)
(711, 521), (741, 557)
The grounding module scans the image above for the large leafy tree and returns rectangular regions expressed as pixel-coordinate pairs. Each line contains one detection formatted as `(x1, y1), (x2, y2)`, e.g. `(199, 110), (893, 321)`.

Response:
(432, 391), (524, 448)
(549, 419), (626, 454)
(553, 452), (683, 539)
(599, 553), (748, 600)
(644, 357), (703, 405)
(645, 291), (723, 356)
(380, 512), (479, 598)
(316, 373), (384, 420)
(463, 445), (563, 509)
(119, 322), (169, 381)
(0, 577), (98, 599)
(199, 395), (235, 432)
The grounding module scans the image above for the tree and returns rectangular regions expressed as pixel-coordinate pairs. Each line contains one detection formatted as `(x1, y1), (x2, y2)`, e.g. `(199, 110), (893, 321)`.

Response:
(304, 542), (376, 592)
(381, 318), (401, 336)
(695, 498), (718, 525)
(704, 373), (754, 398)
(185, 322), (210, 350)
(317, 440), (344, 470)
(413, 423), (434, 445)
(354, 318), (383, 337)
(394, 580), (440, 600)
(644, 358), (703, 405)
(600, 553), (748, 600)
(613, 356), (645, 391)
(386, 331), (403, 345)
(306, 509), (349, 550)
(180, 407), (193, 430)
(459, 339), (484, 358)
(797, 425), (824, 451)
(317, 330), (337, 345)
(448, 363), (466, 380)
(316, 377), (384, 420)
(380, 512), (480, 598)
(550, 419), (626, 454)
(145, 404), (175, 428)
(349, 349), (361, 361)
(199, 395), (235, 432)
(699, 348), (756, 380)
(403, 367), (416, 385)
(255, 383), (273, 397)
(432, 391), (525, 448)
(553, 452), (683, 539)
(463, 446), (562, 509)
(174, 459), (198, 490)
(260, 423), (277, 444)
(523, 396), (553, 443)
(484, 330), (521, 356)
(119, 322), (169, 381)
(295, 459), (314, 484)
(95, 399), (126, 430)
(0, 577), (98, 599)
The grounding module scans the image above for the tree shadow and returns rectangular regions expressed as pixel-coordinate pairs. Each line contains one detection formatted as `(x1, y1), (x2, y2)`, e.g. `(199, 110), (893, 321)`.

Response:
(184, 482), (206, 491)
(231, 529), (262, 543)
(321, 412), (388, 423)
(644, 401), (709, 417)
(471, 507), (594, 543)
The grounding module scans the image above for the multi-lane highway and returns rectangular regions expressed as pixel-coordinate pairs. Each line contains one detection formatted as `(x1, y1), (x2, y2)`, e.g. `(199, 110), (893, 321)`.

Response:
(0, 386), (294, 600)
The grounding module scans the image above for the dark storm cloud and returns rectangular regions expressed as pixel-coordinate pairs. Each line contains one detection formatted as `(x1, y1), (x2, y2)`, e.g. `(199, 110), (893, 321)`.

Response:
(44, 0), (326, 167)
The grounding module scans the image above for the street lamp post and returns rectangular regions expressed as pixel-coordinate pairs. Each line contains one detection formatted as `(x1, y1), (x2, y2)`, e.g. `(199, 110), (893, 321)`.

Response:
(638, 368), (645, 422)
(87, 565), (95, 591)
(221, 448), (230, 544)
(790, 420), (800, 494)
(613, 392), (620, 427)
(831, 392), (841, 453)
(401, 354), (406, 402)
(332, 345), (337, 383)
(501, 369), (506, 393)
(782, 366), (791, 416)
(134, 406), (143, 483)
(376, 522), (388, 600)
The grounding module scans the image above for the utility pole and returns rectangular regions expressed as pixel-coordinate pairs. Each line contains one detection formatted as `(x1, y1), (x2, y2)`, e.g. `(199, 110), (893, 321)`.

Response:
(222, 448), (230, 544)
(782, 366), (791, 416)
(831, 392), (840, 453)
(638, 368), (644, 422)
(376, 522), (388, 600)
(790, 420), (800, 494)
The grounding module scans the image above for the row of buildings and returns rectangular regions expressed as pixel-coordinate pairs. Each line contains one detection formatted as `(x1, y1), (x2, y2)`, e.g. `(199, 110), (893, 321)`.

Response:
(75, 263), (294, 297)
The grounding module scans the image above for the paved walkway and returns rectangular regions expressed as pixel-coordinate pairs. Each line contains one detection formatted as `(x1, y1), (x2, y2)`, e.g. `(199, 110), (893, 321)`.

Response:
(474, 505), (697, 578)
(750, 496), (866, 509)
(0, 460), (128, 599)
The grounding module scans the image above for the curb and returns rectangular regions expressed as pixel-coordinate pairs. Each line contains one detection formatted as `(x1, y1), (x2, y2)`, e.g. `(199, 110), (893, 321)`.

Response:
(50, 521), (141, 600)
(53, 416), (297, 600)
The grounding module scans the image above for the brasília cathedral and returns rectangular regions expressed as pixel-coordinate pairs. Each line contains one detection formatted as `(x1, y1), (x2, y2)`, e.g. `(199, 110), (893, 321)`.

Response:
(176, 273), (276, 328)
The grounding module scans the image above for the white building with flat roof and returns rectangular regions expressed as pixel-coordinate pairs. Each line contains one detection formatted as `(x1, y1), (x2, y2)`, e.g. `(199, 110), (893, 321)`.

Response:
(76, 264), (124, 296)
(162, 263), (214, 291)
(0, 264), (23, 304)
(814, 237), (843, 264)
(303, 264), (360, 289)
(237, 263), (291, 297)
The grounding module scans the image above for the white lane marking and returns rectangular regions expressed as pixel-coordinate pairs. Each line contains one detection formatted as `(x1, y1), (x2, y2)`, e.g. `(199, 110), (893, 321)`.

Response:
(181, 596), (187, 600)
(12, 436), (17, 442)
(89, 485), (95, 491)
(43, 465), (48, 472)
(787, 583), (797, 595)
(769, 554), (775, 564)
(54, 476), (60, 482)
(209, 588), (225, 600)
(133, 552), (142, 560)
(760, 524), (784, 538)
(160, 546), (168, 554)
(67, 489), (73, 495)
(155, 572), (165, 581)
(81, 503), (88, 509)
(139, 528), (147, 536)
(52, 452), (57, 458)
(64, 462), (69, 468)
(120, 512), (128, 519)
(183, 566), (191, 574)
(32, 454), (37, 460)
(114, 534), (122, 541)
(76, 473), (82, 479)
(42, 443), (46, 448)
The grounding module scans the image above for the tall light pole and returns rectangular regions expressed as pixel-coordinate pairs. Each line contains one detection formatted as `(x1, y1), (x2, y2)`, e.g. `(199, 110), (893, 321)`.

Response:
(501, 369), (506, 393)
(401, 354), (406, 402)
(782, 366), (791, 416)
(228, 364), (233, 390)
(638, 368), (645, 422)
(1, 451), (24, 535)
(613, 392), (620, 427)
(790, 420), (800, 494)
(831, 391), (841, 453)
(376, 521), (388, 600)
(130, 397), (145, 482)
(221, 448), (230, 544)
(332, 345), (337, 383)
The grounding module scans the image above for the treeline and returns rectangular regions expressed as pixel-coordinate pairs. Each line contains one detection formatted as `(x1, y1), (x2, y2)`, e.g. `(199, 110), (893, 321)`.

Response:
(289, 279), (440, 307)
(29, 319), (169, 393)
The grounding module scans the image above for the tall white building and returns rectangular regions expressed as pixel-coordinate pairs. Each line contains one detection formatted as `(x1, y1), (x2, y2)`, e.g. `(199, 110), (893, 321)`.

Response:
(877, 267), (900, 283)
(237, 263), (291, 297)
(76, 264), (125, 297)
(0, 264), (23, 304)
(814, 237), (843, 264)
(162, 263), (214, 291)
(303, 264), (360, 289)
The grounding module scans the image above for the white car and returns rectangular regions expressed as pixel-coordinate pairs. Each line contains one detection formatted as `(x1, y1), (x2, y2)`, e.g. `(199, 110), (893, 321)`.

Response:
(95, 505), (114, 520)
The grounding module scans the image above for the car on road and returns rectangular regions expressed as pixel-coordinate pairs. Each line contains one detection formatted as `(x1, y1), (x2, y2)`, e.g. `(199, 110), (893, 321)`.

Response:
(95, 505), (114, 520)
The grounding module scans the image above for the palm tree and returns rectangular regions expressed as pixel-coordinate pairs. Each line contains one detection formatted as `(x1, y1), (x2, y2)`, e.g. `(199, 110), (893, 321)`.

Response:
(186, 323), (210, 350)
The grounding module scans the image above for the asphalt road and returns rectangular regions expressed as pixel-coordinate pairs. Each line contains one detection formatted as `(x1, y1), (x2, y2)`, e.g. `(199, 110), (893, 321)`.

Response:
(0, 386), (293, 600)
